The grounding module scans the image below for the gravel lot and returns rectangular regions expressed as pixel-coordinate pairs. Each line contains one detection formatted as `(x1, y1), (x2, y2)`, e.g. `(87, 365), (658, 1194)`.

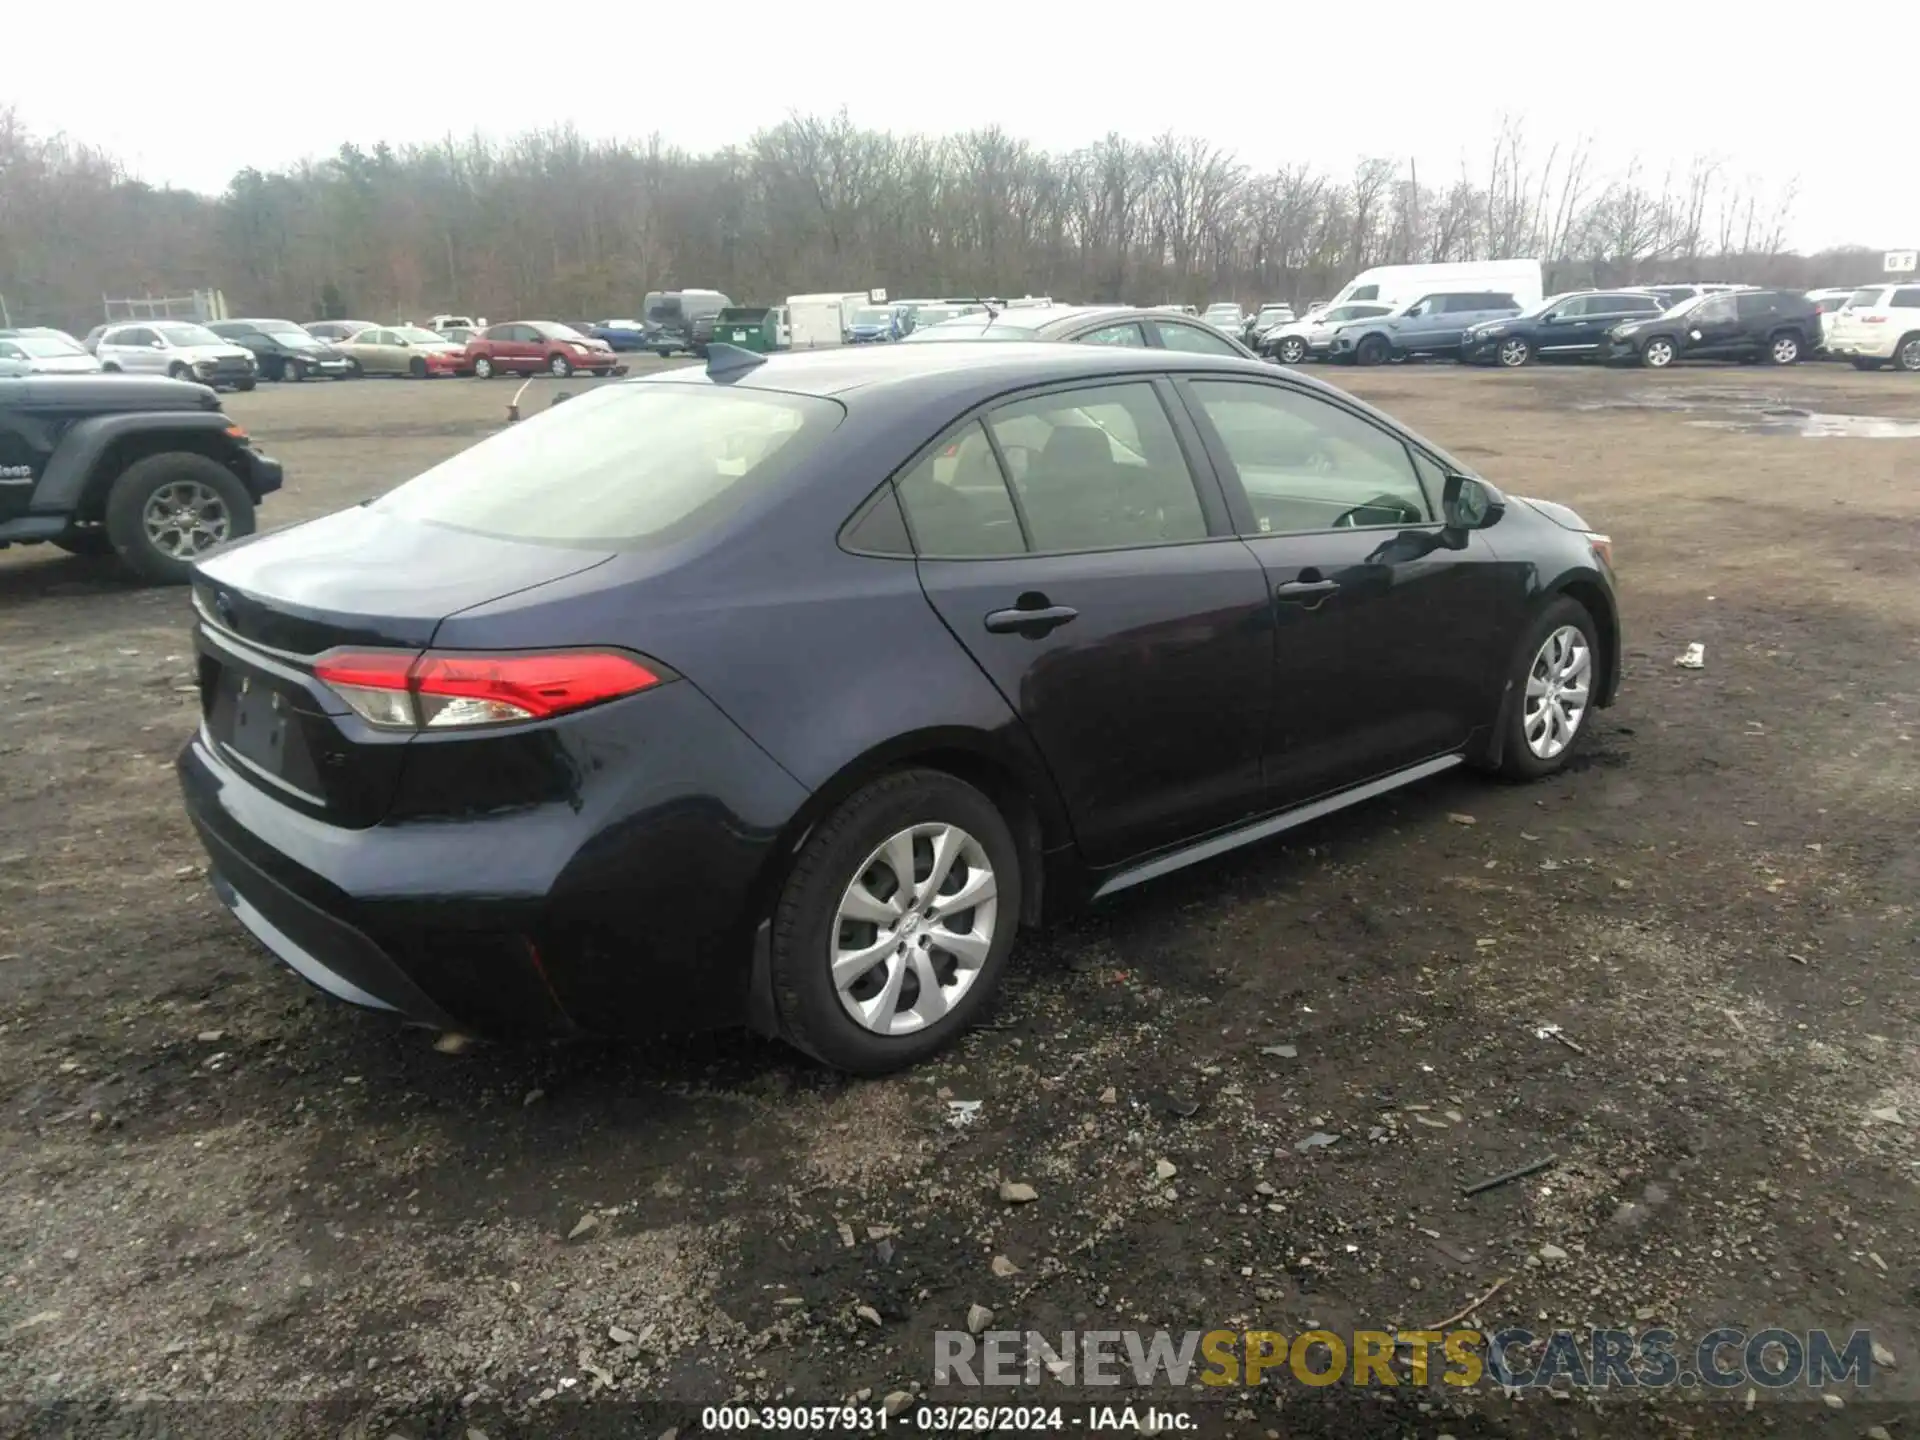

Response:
(2, 357), (1918, 1438)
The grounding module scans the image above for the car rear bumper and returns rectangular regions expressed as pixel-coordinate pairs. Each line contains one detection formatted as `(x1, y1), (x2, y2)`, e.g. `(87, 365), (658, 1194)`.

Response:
(174, 679), (809, 1039)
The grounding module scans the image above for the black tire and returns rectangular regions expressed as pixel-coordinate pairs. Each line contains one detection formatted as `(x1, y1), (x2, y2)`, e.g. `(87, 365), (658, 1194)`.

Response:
(103, 452), (256, 585)
(472, 354), (495, 379)
(1897, 334), (1920, 373)
(770, 769), (1022, 1075)
(1496, 337), (1532, 368)
(408, 356), (428, 379)
(1764, 330), (1802, 366)
(1355, 334), (1391, 367)
(1639, 336), (1676, 369)
(101, 363), (122, 373)
(281, 357), (303, 382)
(1497, 595), (1601, 781)
(53, 529), (114, 557)
(234, 378), (256, 392)
(167, 363), (190, 381)
(1276, 336), (1307, 365)
(547, 353), (573, 377)
(345, 358), (364, 378)
(1852, 357), (1885, 371)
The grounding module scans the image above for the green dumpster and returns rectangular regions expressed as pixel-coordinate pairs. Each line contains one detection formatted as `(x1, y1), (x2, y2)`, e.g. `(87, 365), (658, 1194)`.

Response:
(711, 306), (784, 353)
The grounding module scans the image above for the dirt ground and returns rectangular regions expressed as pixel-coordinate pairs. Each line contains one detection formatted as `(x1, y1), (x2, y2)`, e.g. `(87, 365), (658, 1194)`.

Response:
(2, 357), (1917, 1439)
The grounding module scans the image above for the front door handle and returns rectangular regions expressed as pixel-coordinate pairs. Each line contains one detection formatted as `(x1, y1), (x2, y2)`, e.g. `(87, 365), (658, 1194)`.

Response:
(1274, 578), (1340, 602)
(984, 603), (1078, 636)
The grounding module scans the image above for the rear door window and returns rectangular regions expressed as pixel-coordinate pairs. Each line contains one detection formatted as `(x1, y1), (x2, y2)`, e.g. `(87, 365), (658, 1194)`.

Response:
(1078, 322), (1148, 347)
(894, 421), (1025, 557)
(1153, 321), (1240, 355)
(985, 383), (1208, 552)
(1892, 288), (1920, 309)
(378, 383), (842, 549)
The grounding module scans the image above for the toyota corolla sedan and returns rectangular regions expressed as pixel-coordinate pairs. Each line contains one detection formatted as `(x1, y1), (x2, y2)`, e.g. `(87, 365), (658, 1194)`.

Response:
(177, 344), (1619, 1074)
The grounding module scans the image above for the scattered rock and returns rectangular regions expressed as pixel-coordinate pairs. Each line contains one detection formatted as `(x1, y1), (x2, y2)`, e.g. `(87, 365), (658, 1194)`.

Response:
(1160, 1093), (1201, 1119)
(1154, 1159), (1177, 1180)
(9, 1311), (59, 1334)
(1872, 1341), (1895, 1368)
(1868, 1107), (1902, 1125)
(998, 1181), (1038, 1204)
(1413, 1114), (1450, 1129)
(566, 1214), (601, 1241)
(856, 1304), (882, 1328)
(1295, 1131), (1340, 1153)
(837, 1222), (856, 1248)
(433, 1032), (474, 1054)
(1254, 1182), (1277, 1197)
(1613, 877), (1634, 891)
(966, 1303), (993, 1334)
(1867, 1426), (1893, 1440)
(883, 1392), (912, 1417)
(1447, 813), (1477, 826)
(1097, 1086), (1117, 1104)
(1537, 1243), (1569, 1262)
(608, 1326), (637, 1346)
(1260, 1044), (1298, 1059)
(195, 1030), (225, 1044)
(875, 1237), (896, 1266)
(1635, 1305), (1659, 1321)
(523, 1088), (545, 1107)
(991, 1255), (1021, 1277)
(1820, 1391), (1843, 1410)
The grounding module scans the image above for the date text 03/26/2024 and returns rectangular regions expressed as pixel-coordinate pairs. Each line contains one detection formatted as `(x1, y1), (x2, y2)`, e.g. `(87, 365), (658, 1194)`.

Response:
(699, 1405), (1190, 1432)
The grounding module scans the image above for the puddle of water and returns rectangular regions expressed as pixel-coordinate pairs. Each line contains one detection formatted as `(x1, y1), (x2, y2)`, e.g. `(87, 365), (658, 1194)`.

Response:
(1574, 389), (1920, 438)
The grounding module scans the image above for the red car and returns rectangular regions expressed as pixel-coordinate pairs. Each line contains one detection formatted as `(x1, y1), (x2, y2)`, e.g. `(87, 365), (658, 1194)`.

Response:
(464, 322), (619, 379)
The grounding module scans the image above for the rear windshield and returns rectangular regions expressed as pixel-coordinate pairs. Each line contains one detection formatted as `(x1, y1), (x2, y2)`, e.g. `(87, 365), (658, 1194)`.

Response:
(376, 383), (842, 549)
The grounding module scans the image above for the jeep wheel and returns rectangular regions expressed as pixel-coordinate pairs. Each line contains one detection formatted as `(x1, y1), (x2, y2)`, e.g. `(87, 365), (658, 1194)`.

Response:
(104, 452), (256, 585)
(472, 354), (495, 379)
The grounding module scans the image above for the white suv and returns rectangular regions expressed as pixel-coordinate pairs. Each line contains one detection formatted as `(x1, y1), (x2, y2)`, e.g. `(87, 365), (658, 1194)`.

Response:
(1825, 285), (1920, 372)
(96, 322), (258, 389)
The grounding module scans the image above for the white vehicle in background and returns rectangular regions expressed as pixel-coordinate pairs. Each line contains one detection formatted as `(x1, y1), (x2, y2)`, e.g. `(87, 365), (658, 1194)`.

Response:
(428, 314), (484, 333)
(0, 330), (103, 375)
(1824, 283), (1920, 371)
(1262, 301), (1395, 363)
(785, 292), (869, 348)
(1324, 260), (1544, 312)
(1806, 287), (1862, 350)
(1202, 302), (1245, 333)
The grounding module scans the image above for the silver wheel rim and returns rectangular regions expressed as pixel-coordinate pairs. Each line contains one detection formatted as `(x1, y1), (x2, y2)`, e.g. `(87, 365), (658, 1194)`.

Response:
(141, 480), (230, 559)
(550, 355), (568, 375)
(1499, 339), (1527, 367)
(1900, 340), (1920, 371)
(831, 822), (998, 1037)
(1645, 340), (1672, 367)
(1772, 337), (1796, 363)
(475, 357), (491, 377)
(1281, 340), (1303, 362)
(1523, 625), (1591, 760)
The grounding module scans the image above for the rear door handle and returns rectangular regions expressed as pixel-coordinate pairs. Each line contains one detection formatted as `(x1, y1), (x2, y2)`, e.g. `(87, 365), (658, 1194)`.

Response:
(1274, 579), (1340, 602)
(984, 604), (1078, 635)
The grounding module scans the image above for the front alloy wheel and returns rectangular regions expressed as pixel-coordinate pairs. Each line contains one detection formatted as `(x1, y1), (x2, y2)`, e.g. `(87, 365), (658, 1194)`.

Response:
(1277, 336), (1307, 364)
(1641, 337), (1675, 368)
(1523, 625), (1592, 761)
(472, 354), (494, 379)
(831, 823), (998, 1037)
(1497, 337), (1531, 368)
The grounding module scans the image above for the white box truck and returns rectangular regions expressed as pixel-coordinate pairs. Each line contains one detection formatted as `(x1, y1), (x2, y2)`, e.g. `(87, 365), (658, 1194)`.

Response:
(785, 292), (872, 348)
(1317, 261), (1544, 314)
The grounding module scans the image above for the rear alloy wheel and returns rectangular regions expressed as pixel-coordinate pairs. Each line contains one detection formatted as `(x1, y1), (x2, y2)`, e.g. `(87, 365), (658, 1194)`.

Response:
(1355, 334), (1391, 366)
(103, 451), (255, 585)
(1497, 337), (1532, 368)
(1499, 597), (1600, 780)
(548, 353), (573, 377)
(771, 769), (1021, 1074)
(1898, 335), (1920, 372)
(471, 354), (495, 379)
(1766, 331), (1801, 366)
(1640, 337), (1676, 369)
(1276, 336), (1307, 364)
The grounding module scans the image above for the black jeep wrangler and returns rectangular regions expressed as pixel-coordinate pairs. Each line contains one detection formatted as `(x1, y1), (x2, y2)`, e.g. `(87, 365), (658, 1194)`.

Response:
(0, 373), (282, 584)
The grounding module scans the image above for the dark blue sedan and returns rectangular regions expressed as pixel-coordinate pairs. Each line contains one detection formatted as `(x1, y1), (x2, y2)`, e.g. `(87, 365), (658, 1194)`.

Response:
(177, 343), (1619, 1073)
(587, 320), (652, 352)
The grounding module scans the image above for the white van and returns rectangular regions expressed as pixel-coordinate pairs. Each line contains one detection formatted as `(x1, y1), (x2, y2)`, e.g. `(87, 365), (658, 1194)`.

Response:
(1323, 261), (1544, 313)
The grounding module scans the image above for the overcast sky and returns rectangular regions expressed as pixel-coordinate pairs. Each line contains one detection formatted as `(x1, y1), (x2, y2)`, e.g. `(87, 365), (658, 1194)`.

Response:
(9, 0), (1906, 255)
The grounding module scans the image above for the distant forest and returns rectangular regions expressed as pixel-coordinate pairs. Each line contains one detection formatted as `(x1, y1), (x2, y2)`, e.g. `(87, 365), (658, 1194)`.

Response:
(0, 107), (1889, 328)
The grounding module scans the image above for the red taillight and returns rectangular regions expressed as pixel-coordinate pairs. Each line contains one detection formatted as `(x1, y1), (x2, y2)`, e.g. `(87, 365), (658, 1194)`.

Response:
(314, 649), (662, 730)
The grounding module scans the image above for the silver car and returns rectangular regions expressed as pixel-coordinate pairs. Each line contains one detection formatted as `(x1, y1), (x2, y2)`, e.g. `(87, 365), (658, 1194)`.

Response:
(0, 330), (104, 376)
(96, 321), (257, 390)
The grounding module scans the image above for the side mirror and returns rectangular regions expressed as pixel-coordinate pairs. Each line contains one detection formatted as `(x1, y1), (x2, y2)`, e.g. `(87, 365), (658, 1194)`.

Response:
(1442, 473), (1505, 530)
